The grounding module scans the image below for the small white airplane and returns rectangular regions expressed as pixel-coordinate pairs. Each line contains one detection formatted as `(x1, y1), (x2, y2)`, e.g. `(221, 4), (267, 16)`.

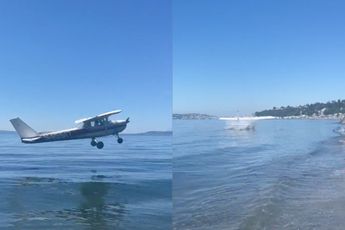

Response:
(10, 110), (129, 149)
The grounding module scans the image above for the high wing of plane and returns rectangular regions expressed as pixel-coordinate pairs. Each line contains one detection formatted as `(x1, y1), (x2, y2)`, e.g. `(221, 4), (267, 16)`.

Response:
(75, 110), (122, 124)
(10, 110), (129, 149)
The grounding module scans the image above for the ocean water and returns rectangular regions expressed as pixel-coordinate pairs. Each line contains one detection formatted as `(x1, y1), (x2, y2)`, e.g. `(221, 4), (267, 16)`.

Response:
(0, 132), (171, 229)
(173, 119), (345, 230)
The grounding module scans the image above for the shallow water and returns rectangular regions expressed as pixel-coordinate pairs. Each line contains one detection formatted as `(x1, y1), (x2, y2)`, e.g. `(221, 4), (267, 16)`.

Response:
(173, 119), (345, 230)
(0, 132), (171, 229)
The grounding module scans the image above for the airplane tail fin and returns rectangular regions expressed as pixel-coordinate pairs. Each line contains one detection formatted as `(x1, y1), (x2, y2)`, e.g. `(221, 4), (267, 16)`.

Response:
(10, 118), (38, 139)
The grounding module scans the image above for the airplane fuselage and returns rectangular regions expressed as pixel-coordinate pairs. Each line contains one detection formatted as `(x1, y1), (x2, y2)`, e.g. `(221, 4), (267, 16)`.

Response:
(10, 110), (129, 149)
(21, 120), (127, 144)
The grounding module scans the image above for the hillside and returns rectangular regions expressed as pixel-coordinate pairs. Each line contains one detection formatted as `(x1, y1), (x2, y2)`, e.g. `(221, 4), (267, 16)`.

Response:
(255, 100), (345, 117)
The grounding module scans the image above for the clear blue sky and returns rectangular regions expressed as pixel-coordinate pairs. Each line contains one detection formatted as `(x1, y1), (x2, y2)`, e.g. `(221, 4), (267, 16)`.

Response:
(173, 0), (345, 116)
(0, 0), (171, 132)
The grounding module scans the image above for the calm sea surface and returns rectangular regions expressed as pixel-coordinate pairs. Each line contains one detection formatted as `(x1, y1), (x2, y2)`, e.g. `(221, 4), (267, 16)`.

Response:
(173, 119), (345, 230)
(0, 132), (171, 229)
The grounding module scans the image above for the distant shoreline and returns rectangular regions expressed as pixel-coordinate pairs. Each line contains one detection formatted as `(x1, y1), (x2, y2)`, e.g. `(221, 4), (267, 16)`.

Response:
(123, 131), (172, 135)
(221, 115), (340, 120)
(173, 113), (218, 120)
(173, 113), (342, 121)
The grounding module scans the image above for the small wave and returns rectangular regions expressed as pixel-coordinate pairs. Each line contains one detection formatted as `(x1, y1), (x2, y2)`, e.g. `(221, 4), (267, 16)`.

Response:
(91, 175), (110, 180)
(332, 169), (345, 177)
(333, 126), (345, 135)
(20, 176), (64, 185)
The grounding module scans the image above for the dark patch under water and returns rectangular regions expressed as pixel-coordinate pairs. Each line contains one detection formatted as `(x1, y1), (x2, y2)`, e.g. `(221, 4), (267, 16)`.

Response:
(0, 133), (171, 229)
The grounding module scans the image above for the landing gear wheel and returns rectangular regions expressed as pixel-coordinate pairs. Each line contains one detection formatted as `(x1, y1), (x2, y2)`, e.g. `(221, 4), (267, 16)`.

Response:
(91, 139), (97, 147)
(117, 138), (123, 144)
(96, 141), (104, 149)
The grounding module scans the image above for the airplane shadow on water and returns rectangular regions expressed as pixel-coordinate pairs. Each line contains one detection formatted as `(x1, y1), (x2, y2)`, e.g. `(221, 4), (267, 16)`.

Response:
(77, 181), (126, 229)
(8, 177), (127, 229)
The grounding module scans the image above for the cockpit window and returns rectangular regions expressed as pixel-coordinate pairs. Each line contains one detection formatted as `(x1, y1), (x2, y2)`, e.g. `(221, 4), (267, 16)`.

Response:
(83, 118), (109, 128)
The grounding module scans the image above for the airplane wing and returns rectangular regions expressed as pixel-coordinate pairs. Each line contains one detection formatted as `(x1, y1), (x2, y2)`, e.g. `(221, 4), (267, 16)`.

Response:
(75, 110), (122, 124)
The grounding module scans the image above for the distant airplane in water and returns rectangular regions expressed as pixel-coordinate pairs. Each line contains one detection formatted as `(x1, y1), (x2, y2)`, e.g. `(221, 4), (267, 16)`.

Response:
(219, 116), (276, 130)
(10, 110), (129, 149)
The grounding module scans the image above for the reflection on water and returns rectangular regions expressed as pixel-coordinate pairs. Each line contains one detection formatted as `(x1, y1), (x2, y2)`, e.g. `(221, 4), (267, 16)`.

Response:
(0, 133), (171, 229)
(4, 174), (171, 229)
(174, 119), (345, 230)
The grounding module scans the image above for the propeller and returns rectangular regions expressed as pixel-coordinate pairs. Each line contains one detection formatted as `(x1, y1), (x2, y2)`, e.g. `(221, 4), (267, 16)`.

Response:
(126, 117), (130, 123)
